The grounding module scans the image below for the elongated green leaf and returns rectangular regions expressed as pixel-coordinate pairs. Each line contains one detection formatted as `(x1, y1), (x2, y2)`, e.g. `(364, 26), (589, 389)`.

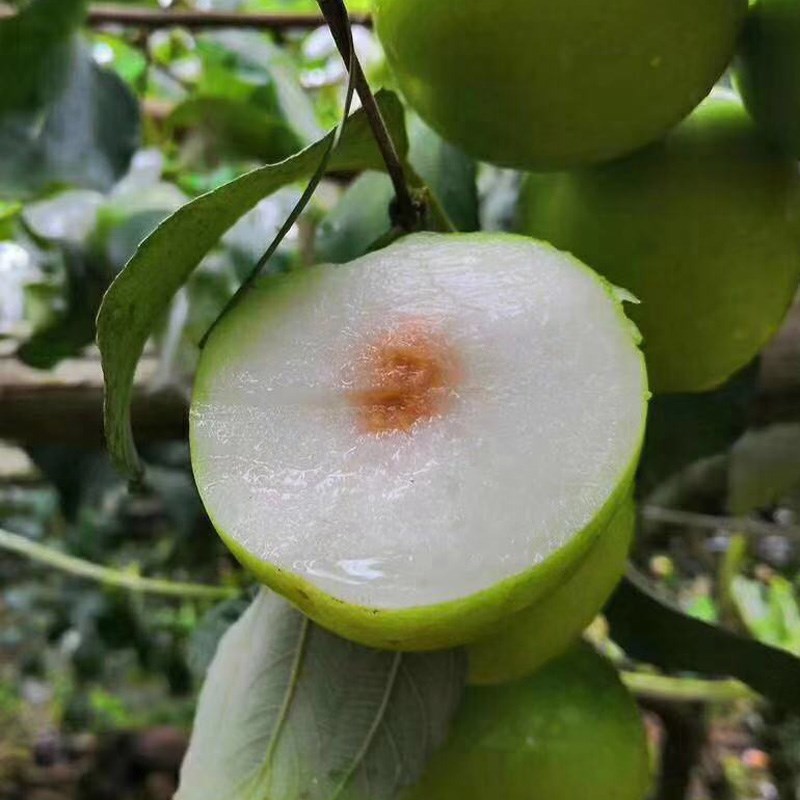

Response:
(177, 590), (466, 800)
(0, 0), (87, 114)
(607, 569), (800, 711)
(98, 92), (407, 481)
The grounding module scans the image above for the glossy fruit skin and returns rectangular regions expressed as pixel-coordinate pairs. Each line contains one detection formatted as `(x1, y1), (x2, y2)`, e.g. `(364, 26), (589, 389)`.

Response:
(404, 643), (650, 800)
(374, 0), (746, 171)
(468, 496), (633, 685)
(521, 94), (800, 394)
(735, 0), (800, 158)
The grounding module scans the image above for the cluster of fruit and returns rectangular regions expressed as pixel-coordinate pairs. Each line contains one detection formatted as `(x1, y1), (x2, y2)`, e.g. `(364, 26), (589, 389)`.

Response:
(189, 0), (800, 797)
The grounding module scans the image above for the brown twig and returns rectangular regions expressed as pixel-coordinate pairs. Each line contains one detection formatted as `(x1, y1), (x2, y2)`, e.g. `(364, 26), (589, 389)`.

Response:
(0, 3), (372, 30)
(316, 0), (423, 232)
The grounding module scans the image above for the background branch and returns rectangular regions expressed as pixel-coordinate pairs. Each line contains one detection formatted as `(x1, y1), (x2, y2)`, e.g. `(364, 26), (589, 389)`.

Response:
(0, 526), (236, 599)
(0, 3), (372, 30)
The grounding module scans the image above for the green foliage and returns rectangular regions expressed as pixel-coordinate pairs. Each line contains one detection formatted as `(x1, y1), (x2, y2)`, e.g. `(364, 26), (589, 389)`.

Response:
(0, 0), (87, 114)
(607, 571), (800, 711)
(0, 41), (140, 198)
(177, 590), (466, 800)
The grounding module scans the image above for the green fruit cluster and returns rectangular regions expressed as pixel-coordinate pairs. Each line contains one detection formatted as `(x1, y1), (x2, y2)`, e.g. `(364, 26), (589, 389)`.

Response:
(188, 2), (800, 798)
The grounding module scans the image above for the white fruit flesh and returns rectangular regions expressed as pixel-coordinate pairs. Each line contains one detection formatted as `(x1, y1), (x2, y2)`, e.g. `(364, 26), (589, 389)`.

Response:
(191, 234), (646, 611)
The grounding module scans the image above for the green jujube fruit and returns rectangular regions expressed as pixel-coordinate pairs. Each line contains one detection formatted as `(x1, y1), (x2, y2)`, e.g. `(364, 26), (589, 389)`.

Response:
(521, 93), (800, 394)
(374, 0), (746, 171)
(405, 643), (651, 800)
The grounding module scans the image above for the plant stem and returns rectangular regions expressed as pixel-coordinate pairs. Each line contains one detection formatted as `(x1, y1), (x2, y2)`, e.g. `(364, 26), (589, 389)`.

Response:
(642, 505), (800, 542)
(0, 526), (237, 600)
(622, 672), (759, 705)
(316, 0), (422, 232)
(0, 4), (372, 30)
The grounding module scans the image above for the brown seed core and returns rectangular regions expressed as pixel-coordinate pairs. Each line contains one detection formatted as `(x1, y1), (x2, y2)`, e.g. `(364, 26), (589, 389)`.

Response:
(350, 322), (461, 435)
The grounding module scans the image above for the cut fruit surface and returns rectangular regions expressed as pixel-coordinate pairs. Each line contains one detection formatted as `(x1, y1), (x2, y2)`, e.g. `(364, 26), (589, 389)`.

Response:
(191, 233), (648, 650)
(468, 494), (634, 685)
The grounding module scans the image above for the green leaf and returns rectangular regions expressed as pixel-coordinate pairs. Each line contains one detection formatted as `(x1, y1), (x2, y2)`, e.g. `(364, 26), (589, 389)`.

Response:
(199, 30), (323, 145)
(606, 569), (800, 711)
(0, 40), (141, 198)
(728, 424), (800, 516)
(177, 590), (466, 800)
(17, 245), (107, 369)
(638, 363), (758, 495)
(406, 114), (479, 233)
(187, 593), (252, 683)
(0, 0), (87, 114)
(98, 91), (407, 481)
(315, 171), (394, 264)
(169, 97), (302, 164)
(732, 575), (800, 657)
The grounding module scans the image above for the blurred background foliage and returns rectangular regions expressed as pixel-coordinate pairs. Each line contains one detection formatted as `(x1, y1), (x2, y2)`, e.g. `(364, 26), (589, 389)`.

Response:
(0, 1), (799, 799)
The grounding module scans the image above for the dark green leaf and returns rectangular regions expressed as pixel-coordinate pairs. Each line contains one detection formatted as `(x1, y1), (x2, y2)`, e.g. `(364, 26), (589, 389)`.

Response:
(18, 245), (106, 369)
(177, 590), (466, 800)
(638, 363), (758, 495)
(169, 97), (302, 163)
(406, 114), (479, 233)
(187, 593), (252, 683)
(315, 171), (394, 264)
(0, 41), (141, 198)
(607, 569), (800, 711)
(98, 91), (407, 481)
(0, 0), (86, 114)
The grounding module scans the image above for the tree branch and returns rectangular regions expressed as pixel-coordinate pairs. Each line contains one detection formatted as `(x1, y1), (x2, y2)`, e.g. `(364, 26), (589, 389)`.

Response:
(0, 354), (187, 448)
(0, 526), (237, 600)
(0, 3), (372, 30)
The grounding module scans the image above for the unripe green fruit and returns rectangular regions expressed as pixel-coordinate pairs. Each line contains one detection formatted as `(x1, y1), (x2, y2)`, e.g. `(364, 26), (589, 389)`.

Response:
(521, 93), (800, 394)
(374, 0), (746, 171)
(468, 496), (634, 685)
(405, 643), (651, 800)
(735, 0), (800, 158)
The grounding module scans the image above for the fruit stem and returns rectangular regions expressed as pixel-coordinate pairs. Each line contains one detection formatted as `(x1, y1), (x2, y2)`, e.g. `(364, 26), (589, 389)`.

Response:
(317, 0), (424, 232)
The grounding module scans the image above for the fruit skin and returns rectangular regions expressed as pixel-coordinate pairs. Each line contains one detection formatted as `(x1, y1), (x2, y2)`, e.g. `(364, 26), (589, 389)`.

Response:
(374, 0), (746, 171)
(404, 643), (651, 800)
(191, 232), (648, 652)
(521, 93), (800, 394)
(735, 0), (800, 158)
(468, 495), (634, 685)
